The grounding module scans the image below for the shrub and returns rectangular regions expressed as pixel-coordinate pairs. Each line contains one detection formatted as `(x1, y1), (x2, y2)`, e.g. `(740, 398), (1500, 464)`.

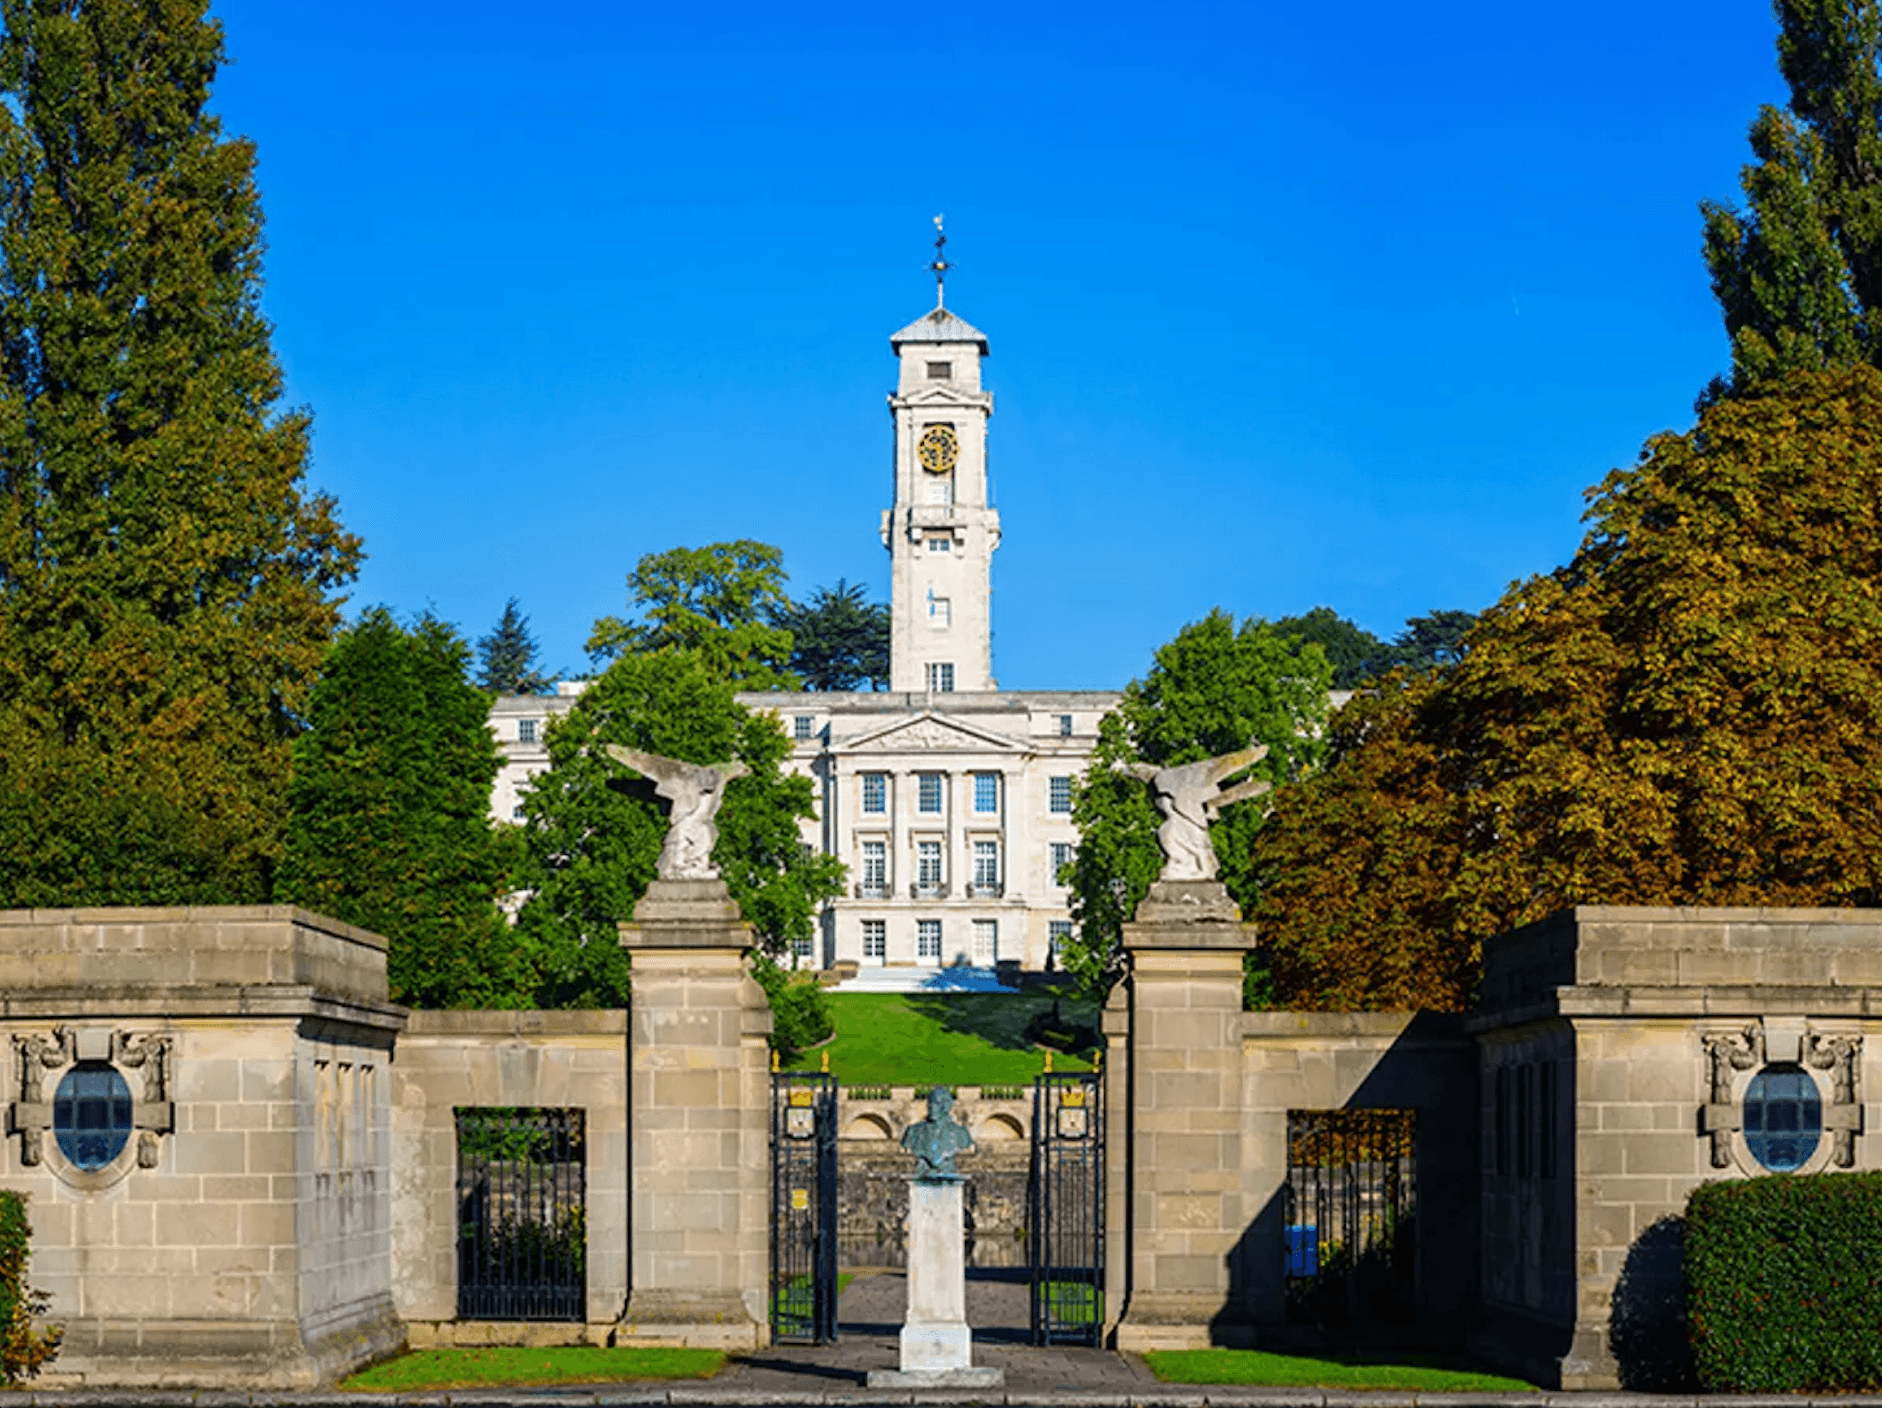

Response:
(750, 952), (833, 1062)
(1685, 1171), (1882, 1391)
(0, 1192), (60, 1384)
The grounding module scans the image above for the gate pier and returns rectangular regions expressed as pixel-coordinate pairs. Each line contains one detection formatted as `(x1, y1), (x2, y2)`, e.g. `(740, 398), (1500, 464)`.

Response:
(1111, 878), (1254, 1351)
(617, 879), (774, 1348)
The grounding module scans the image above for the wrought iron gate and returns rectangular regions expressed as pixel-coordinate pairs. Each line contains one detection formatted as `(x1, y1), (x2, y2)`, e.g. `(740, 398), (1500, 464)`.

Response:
(770, 1068), (838, 1344)
(455, 1107), (586, 1320)
(1283, 1108), (1416, 1327)
(1028, 1068), (1104, 1345)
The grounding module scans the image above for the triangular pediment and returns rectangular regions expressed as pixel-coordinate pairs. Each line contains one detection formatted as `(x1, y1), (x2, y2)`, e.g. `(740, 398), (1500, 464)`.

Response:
(836, 710), (1026, 755)
(900, 383), (990, 406)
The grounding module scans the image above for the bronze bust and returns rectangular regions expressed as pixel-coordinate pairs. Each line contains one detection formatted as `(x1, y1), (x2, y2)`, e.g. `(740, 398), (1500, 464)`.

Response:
(902, 1086), (975, 1181)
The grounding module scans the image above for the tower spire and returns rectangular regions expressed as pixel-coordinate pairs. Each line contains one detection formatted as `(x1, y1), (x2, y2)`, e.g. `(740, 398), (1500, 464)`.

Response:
(930, 214), (950, 309)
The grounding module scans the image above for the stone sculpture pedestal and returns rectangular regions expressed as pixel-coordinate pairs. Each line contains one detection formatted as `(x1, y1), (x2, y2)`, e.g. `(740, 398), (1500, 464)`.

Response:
(866, 1178), (1003, 1388)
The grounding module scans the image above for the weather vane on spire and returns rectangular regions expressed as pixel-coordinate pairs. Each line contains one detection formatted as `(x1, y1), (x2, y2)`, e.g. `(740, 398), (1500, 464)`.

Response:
(930, 214), (950, 309)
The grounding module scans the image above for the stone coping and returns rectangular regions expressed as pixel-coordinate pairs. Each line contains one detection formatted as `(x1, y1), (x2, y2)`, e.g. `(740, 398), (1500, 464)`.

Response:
(14, 1393), (1882, 1406)
(404, 1009), (628, 1036)
(1241, 1012), (1468, 1040)
(0, 904), (389, 950)
(0, 985), (407, 1030)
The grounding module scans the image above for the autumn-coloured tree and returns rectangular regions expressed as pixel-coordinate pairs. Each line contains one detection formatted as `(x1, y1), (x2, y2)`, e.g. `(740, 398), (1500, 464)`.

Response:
(1255, 367), (1882, 1009)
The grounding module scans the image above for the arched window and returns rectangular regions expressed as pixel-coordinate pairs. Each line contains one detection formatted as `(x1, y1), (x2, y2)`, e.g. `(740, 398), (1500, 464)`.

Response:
(53, 1062), (134, 1171)
(1743, 1063), (1821, 1172)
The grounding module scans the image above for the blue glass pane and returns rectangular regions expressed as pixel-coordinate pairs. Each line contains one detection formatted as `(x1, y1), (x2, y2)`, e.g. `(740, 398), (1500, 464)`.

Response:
(1744, 1064), (1821, 1172)
(53, 1063), (133, 1171)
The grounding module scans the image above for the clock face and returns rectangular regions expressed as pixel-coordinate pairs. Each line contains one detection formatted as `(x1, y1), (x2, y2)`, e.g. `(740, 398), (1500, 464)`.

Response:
(917, 425), (959, 474)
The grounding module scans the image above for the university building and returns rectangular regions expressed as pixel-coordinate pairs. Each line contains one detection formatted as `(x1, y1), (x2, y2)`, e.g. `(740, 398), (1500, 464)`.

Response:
(490, 293), (1118, 973)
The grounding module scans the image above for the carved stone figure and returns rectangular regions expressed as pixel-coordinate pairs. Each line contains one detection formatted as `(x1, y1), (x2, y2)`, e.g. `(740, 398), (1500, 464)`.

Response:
(602, 745), (751, 881)
(13, 1029), (71, 1106)
(1702, 1023), (1766, 1168)
(114, 1032), (173, 1104)
(1806, 1030), (1863, 1167)
(902, 1087), (974, 1181)
(1129, 745), (1272, 883)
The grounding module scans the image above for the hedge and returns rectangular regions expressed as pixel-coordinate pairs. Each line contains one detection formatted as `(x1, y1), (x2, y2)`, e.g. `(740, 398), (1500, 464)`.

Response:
(1685, 1171), (1882, 1392)
(0, 1191), (59, 1383)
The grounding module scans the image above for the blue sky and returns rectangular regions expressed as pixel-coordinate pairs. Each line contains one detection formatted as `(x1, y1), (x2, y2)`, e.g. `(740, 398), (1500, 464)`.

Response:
(212, 0), (1784, 691)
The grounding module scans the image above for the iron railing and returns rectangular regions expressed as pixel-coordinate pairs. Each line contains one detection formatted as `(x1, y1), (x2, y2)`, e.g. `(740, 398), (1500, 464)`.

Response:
(455, 1107), (586, 1321)
(1283, 1108), (1416, 1327)
(771, 1070), (838, 1344)
(1029, 1070), (1104, 1345)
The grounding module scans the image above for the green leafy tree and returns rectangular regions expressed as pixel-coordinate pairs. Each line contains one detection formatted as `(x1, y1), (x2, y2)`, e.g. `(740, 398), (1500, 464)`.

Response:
(511, 648), (843, 1008)
(1702, 0), (1882, 399)
(773, 578), (889, 690)
(1255, 367), (1882, 1010)
(278, 610), (521, 1008)
(586, 540), (797, 688)
(1271, 607), (1391, 689)
(476, 597), (553, 694)
(1062, 610), (1332, 997)
(1388, 609), (1478, 673)
(0, 0), (360, 906)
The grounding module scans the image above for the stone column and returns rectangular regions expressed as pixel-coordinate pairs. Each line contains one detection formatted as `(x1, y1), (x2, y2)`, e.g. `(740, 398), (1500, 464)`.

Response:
(616, 879), (773, 1348)
(1112, 878), (1251, 1351)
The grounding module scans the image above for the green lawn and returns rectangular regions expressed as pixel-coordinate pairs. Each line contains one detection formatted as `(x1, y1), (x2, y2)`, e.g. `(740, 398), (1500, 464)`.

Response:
(340, 1346), (725, 1391)
(816, 992), (1098, 1085)
(1142, 1349), (1537, 1392)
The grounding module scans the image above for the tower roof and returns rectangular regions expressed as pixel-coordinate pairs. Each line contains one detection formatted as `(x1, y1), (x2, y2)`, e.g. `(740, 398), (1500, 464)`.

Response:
(890, 307), (989, 355)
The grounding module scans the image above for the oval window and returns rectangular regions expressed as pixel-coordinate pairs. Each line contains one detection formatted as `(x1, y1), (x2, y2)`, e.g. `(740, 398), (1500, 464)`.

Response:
(1743, 1063), (1821, 1172)
(53, 1062), (133, 1171)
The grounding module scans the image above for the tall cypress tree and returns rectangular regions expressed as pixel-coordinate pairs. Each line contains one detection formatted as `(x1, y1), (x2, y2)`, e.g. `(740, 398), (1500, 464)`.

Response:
(0, 0), (359, 905)
(279, 611), (520, 1009)
(1702, 0), (1882, 399)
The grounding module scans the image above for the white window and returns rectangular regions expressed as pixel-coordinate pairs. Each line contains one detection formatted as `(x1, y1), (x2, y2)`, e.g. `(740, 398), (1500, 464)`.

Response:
(1048, 775), (1073, 813)
(518, 719), (537, 744)
(917, 773), (943, 813)
(926, 662), (955, 692)
(794, 715), (814, 740)
(917, 919), (942, 961)
(931, 595), (951, 628)
(1048, 920), (1073, 963)
(972, 919), (998, 965)
(793, 932), (813, 960)
(917, 840), (943, 890)
(972, 772), (999, 814)
(861, 841), (887, 896)
(862, 920), (886, 963)
(928, 536), (952, 553)
(1050, 842), (1074, 883)
(973, 840), (1000, 889)
(1059, 714), (1073, 738)
(862, 773), (887, 814)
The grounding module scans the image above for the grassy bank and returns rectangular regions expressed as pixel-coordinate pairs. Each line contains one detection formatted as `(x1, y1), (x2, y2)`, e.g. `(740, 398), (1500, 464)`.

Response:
(814, 991), (1098, 1084)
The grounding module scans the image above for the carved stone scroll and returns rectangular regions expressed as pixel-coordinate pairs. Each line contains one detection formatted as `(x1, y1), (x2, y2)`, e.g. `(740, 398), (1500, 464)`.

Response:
(9, 1029), (72, 1167)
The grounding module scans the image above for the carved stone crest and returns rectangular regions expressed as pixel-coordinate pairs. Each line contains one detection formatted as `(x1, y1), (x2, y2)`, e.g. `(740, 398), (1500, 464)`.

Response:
(8, 1029), (73, 1166)
(1805, 1029), (1863, 1168)
(1700, 1019), (1862, 1171)
(7, 1028), (174, 1171)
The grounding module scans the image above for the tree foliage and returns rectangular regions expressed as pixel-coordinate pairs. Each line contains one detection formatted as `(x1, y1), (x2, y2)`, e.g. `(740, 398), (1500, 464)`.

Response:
(476, 597), (553, 695)
(773, 578), (889, 691)
(1703, 0), (1882, 398)
(278, 610), (520, 1008)
(511, 648), (843, 1007)
(1062, 610), (1332, 996)
(1270, 608), (1390, 689)
(0, 0), (359, 906)
(586, 540), (797, 688)
(1255, 367), (1882, 1009)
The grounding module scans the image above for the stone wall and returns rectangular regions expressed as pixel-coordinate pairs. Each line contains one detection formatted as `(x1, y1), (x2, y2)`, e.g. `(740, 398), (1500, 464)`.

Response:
(388, 1009), (629, 1346)
(1232, 1011), (1479, 1348)
(1469, 906), (1882, 1390)
(0, 908), (405, 1388)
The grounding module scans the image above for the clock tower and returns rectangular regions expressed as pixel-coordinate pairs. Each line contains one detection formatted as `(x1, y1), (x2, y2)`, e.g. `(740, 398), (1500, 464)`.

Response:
(881, 226), (999, 693)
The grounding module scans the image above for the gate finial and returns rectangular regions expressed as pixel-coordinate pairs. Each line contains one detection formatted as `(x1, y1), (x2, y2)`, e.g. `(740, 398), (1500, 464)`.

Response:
(771, 1049), (780, 1073)
(820, 1049), (830, 1074)
(1044, 1049), (1053, 1074)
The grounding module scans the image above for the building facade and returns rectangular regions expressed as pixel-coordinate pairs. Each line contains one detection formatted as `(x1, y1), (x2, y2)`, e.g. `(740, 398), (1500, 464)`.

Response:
(489, 295), (1118, 973)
